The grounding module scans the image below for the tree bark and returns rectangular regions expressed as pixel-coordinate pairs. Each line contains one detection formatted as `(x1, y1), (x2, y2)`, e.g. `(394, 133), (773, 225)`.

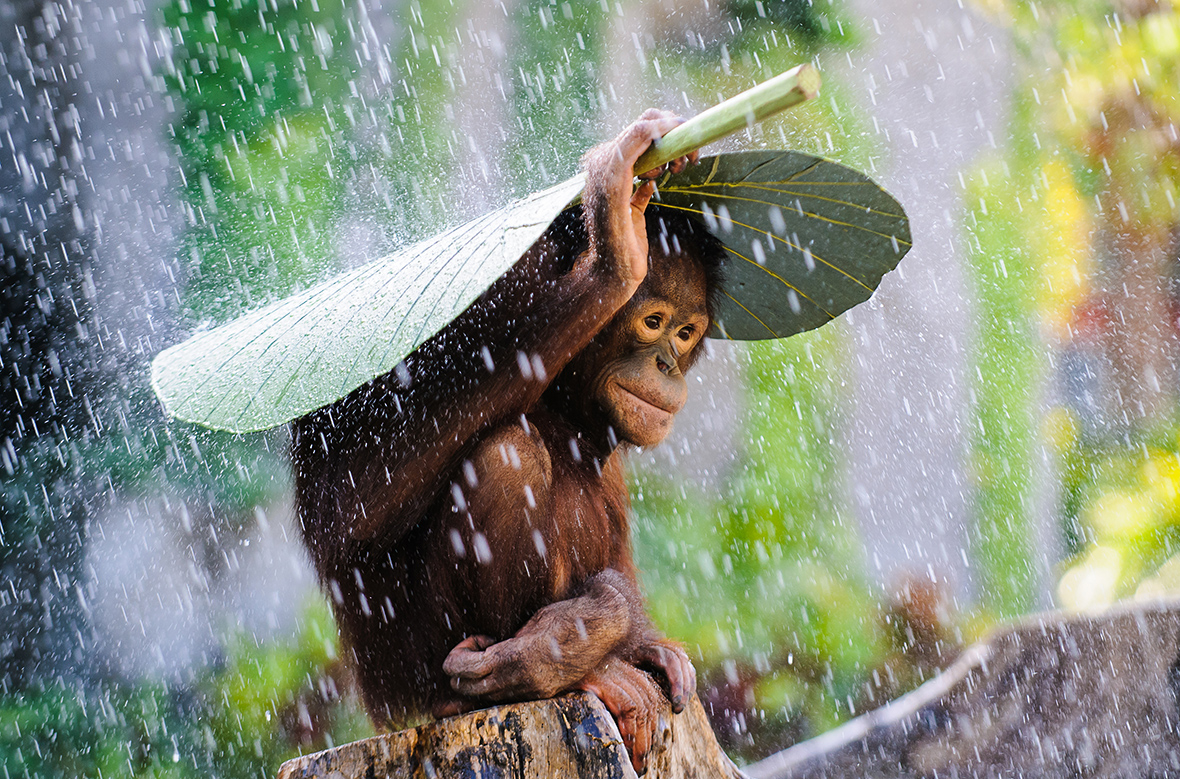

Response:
(749, 598), (1180, 778)
(277, 693), (743, 779)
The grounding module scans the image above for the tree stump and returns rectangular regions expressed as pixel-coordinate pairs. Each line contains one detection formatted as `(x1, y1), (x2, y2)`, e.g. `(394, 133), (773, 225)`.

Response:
(278, 599), (1180, 778)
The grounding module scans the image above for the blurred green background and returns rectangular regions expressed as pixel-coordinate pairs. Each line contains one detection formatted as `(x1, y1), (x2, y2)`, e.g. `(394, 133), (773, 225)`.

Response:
(3, 0), (1180, 775)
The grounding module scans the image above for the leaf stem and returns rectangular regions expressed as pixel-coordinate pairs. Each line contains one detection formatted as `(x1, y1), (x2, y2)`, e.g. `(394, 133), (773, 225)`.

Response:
(633, 64), (822, 176)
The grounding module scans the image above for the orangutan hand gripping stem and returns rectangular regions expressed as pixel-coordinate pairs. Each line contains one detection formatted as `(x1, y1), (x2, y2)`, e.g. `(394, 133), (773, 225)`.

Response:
(292, 109), (725, 773)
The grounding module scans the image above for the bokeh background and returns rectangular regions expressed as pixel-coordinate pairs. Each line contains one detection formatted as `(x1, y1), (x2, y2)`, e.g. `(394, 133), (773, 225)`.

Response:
(2, 0), (1180, 773)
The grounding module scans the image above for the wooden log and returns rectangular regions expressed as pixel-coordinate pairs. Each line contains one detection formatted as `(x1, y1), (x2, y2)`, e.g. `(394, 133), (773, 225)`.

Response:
(748, 598), (1180, 778)
(276, 692), (745, 779)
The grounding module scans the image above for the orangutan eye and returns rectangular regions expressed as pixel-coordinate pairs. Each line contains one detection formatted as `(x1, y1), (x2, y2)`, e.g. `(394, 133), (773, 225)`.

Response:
(678, 326), (695, 341)
(644, 315), (662, 330)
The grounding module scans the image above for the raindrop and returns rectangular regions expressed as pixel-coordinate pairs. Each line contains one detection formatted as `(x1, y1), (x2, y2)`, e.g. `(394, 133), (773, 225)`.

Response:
(516, 350), (534, 380)
(701, 202), (718, 230)
(769, 205), (786, 234)
(716, 204), (734, 233)
(473, 533), (492, 564)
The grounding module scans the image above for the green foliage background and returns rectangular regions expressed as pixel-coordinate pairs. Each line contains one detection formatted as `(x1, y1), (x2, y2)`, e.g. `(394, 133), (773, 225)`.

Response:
(962, 1), (1180, 616)
(0, 603), (370, 779)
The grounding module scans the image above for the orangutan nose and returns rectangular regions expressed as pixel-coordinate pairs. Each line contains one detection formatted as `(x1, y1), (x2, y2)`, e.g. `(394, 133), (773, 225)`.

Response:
(655, 348), (680, 376)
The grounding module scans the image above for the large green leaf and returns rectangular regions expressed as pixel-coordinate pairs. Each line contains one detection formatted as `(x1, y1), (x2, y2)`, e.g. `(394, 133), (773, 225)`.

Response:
(151, 174), (586, 433)
(151, 152), (909, 434)
(654, 151), (910, 340)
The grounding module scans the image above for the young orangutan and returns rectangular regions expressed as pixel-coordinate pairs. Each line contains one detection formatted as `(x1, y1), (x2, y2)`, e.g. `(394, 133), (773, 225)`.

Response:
(292, 110), (725, 773)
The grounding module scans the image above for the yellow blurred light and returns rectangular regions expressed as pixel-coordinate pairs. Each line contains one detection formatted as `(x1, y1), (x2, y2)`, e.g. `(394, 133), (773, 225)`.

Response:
(1036, 161), (1091, 341)
(1041, 407), (1079, 452)
(1143, 13), (1180, 58)
(1134, 554), (1180, 602)
(1143, 454), (1180, 510)
(1061, 72), (1105, 122)
(1057, 546), (1122, 611)
(1135, 578), (1170, 601)
(1087, 490), (1154, 540)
